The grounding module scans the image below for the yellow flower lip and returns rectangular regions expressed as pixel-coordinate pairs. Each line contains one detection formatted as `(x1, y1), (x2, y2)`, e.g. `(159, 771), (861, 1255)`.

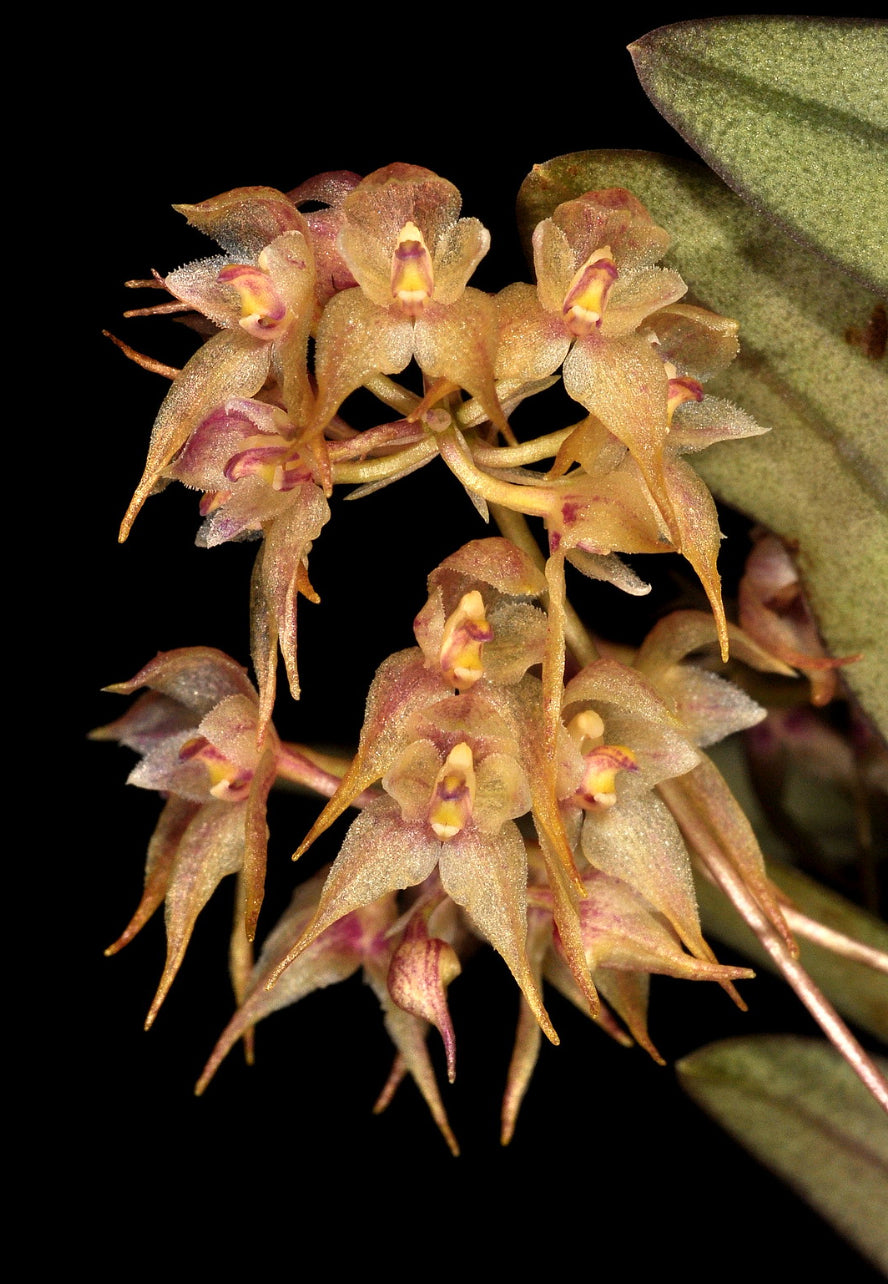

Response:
(391, 219), (435, 315)
(439, 590), (494, 688)
(429, 742), (476, 839)
(179, 735), (253, 801)
(217, 261), (290, 340)
(666, 374), (704, 425)
(562, 246), (619, 337)
(576, 743), (639, 810)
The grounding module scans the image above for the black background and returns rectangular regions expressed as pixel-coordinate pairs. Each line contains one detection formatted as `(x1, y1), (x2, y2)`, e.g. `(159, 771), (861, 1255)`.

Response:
(55, 10), (885, 1276)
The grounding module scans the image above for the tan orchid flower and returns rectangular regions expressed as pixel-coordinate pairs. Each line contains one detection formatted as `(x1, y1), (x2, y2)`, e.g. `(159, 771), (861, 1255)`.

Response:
(119, 188), (317, 540)
(310, 164), (510, 441)
(91, 648), (280, 1022)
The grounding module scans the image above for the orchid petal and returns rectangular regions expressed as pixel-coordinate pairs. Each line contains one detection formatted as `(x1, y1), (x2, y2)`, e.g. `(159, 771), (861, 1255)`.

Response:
(311, 290), (413, 433)
(120, 330), (271, 540)
(414, 290), (508, 437)
(145, 800), (246, 1028)
(646, 303), (740, 381)
(433, 218), (490, 303)
(601, 266), (687, 337)
(263, 230), (317, 423)
(283, 800), (439, 971)
(293, 649), (449, 861)
(669, 396), (769, 453)
(495, 282), (570, 382)
(439, 823), (557, 1044)
(581, 793), (711, 962)
(173, 187), (307, 260)
(105, 795), (200, 955)
(90, 691), (197, 754)
(164, 255), (242, 329)
(387, 915), (461, 1082)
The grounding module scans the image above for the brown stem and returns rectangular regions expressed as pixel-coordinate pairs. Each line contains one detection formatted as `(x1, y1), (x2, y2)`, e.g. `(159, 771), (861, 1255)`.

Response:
(663, 780), (888, 1112)
(780, 907), (888, 975)
(276, 743), (378, 808)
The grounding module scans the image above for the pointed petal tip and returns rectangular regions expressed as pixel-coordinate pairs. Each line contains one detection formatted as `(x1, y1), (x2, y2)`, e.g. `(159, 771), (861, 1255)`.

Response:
(194, 1054), (220, 1096)
(118, 499), (141, 543)
(100, 681), (131, 695)
(441, 1126), (460, 1158)
(540, 1011), (560, 1046)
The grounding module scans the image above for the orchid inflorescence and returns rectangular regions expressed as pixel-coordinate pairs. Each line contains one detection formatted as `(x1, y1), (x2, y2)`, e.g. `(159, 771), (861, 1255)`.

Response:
(96, 162), (887, 1150)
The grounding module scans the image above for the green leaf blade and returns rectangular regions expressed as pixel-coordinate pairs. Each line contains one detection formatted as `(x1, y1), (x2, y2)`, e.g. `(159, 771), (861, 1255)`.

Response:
(517, 151), (888, 738)
(629, 17), (888, 293)
(677, 1036), (888, 1270)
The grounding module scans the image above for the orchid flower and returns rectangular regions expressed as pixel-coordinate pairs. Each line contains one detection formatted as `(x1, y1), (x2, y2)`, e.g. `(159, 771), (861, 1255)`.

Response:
(165, 396), (331, 732)
(92, 648), (280, 1021)
(119, 187), (317, 539)
(195, 870), (463, 1155)
(309, 163), (510, 441)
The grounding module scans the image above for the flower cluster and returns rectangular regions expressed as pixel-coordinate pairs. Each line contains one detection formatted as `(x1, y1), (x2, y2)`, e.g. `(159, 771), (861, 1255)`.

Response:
(100, 163), (888, 1148)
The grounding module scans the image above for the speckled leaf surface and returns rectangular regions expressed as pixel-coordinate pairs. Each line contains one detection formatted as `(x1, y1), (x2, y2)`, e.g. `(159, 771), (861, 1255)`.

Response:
(518, 152), (888, 737)
(677, 1036), (888, 1270)
(630, 17), (888, 293)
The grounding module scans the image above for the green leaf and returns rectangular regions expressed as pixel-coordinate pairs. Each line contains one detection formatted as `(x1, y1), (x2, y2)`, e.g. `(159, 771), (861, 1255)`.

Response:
(517, 151), (888, 738)
(677, 1036), (888, 1270)
(629, 17), (888, 293)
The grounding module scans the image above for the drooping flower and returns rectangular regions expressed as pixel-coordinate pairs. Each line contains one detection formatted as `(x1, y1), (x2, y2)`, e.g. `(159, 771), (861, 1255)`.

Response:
(195, 870), (463, 1155)
(738, 530), (861, 706)
(165, 397), (331, 731)
(119, 187), (317, 539)
(92, 648), (280, 1022)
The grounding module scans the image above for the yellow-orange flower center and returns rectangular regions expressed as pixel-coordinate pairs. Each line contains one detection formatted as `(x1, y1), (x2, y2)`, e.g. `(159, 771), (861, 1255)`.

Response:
(566, 709), (638, 809)
(439, 590), (494, 688)
(429, 742), (476, 840)
(391, 220), (435, 316)
(217, 255), (290, 340)
(179, 737), (253, 801)
(562, 246), (618, 337)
